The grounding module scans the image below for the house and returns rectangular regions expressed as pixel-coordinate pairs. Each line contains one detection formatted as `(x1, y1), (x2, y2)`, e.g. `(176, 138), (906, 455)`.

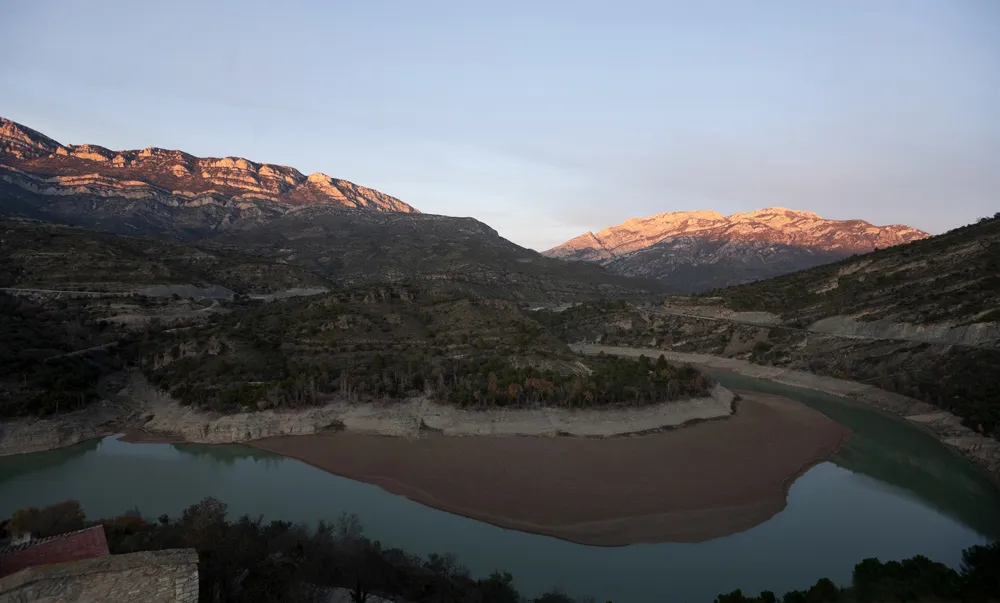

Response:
(0, 526), (109, 578)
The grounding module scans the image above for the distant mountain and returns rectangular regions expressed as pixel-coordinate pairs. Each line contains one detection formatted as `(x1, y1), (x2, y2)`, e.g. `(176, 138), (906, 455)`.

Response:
(0, 116), (416, 232)
(544, 208), (929, 292)
(0, 117), (652, 301)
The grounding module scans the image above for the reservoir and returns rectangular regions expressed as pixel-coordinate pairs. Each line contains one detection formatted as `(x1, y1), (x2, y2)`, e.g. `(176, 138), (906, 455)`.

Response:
(1, 374), (997, 603)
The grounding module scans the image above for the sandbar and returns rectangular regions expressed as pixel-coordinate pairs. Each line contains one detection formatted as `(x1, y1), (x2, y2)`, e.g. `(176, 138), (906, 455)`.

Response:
(250, 390), (849, 546)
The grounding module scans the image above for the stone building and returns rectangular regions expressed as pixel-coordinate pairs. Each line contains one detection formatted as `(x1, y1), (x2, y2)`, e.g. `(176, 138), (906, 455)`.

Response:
(0, 526), (197, 602)
(0, 526), (109, 578)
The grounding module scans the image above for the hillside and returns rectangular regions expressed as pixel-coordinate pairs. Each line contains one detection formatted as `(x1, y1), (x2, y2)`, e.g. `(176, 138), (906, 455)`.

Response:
(1, 219), (330, 294)
(538, 216), (1000, 436)
(206, 205), (654, 301)
(702, 214), (1000, 326)
(544, 208), (928, 292)
(0, 117), (651, 301)
(0, 116), (416, 222)
(135, 285), (711, 414)
(0, 114), (414, 242)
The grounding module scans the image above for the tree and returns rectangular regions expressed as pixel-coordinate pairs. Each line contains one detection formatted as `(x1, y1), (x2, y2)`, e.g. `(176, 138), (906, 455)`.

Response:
(804, 578), (839, 602)
(350, 580), (370, 603)
(478, 571), (519, 603)
(7, 500), (85, 538)
(179, 497), (228, 543)
(960, 542), (1000, 600)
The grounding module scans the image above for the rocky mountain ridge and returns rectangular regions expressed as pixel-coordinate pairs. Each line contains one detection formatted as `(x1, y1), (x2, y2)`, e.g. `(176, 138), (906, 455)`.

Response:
(545, 208), (929, 291)
(0, 117), (652, 301)
(0, 116), (416, 215)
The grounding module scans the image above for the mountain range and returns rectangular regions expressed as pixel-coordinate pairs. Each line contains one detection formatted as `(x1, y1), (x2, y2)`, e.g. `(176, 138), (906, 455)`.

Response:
(0, 116), (646, 301)
(544, 208), (929, 292)
(2, 116), (934, 297)
(0, 116), (416, 216)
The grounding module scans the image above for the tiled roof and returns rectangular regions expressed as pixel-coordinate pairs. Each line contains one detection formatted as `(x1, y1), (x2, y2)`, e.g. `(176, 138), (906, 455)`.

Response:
(0, 525), (109, 578)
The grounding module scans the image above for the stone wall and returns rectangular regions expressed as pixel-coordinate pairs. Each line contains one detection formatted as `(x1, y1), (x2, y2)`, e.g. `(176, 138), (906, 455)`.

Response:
(0, 549), (198, 603)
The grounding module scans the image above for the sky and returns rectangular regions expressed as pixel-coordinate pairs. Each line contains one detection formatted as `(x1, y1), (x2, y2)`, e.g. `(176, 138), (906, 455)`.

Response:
(2, 1), (998, 250)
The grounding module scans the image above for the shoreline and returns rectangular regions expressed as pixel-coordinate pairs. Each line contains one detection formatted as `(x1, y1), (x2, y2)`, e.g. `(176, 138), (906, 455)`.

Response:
(569, 343), (1000, 483)
(0, 375), (735, 456)
(112, 374), (739, 444)
(249, 390), (850, 546)
(0, 400), (125, 457)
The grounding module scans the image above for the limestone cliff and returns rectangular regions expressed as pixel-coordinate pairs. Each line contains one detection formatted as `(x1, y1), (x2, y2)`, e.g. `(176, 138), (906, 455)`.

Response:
(0, 115), (417, 225)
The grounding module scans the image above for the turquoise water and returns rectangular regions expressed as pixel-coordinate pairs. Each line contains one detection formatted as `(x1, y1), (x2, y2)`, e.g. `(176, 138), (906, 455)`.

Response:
(1, 375), (997, 603)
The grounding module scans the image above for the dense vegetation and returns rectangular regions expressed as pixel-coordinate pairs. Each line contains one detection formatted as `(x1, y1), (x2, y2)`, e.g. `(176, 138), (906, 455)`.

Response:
(0, 293), (123, 418)
(436, 353), (710, 408)
(4, 500), (998, 603)
(713, 547), (1000, 603)
(0, 282), (709, 419)
(137, 287), (710, 413)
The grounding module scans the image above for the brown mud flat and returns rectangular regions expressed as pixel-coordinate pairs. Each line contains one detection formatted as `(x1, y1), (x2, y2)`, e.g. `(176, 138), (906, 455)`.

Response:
(251, 391), (850, 546)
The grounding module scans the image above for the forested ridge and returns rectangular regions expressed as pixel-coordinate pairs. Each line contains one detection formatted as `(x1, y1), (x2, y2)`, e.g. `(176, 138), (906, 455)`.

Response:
(135, 287), (712, 413)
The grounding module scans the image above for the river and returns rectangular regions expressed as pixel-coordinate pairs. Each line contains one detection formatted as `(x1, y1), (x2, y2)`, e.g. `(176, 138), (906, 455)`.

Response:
(1, 374), (997, 603)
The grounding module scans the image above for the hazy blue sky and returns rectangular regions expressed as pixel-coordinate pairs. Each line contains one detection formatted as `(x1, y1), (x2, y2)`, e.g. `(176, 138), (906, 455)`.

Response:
(2, 1), (997, 250)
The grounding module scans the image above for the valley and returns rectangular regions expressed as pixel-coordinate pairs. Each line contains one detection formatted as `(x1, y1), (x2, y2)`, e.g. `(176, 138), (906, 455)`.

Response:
(4, 0), (999, 598)
(1, 115), (997, 603)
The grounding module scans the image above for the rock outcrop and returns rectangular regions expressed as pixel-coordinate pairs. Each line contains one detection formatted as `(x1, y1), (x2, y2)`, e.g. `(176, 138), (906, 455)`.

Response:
(0, 401), (124, 456)
(545, 208), (928, 292)
(0, 115), (417, 223)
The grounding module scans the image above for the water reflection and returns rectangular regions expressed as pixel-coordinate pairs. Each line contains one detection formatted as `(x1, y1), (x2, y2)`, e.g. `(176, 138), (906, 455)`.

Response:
(0, 379), (996, 603)
(171, 442), (282, 466)
(0, 438), (100, 482)
(709, 372), (1000, 541)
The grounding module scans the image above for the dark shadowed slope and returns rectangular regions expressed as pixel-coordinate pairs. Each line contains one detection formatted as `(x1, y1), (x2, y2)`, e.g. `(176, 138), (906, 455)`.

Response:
(208, 205), (656, 300)
(702, 213), (1000, 325)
